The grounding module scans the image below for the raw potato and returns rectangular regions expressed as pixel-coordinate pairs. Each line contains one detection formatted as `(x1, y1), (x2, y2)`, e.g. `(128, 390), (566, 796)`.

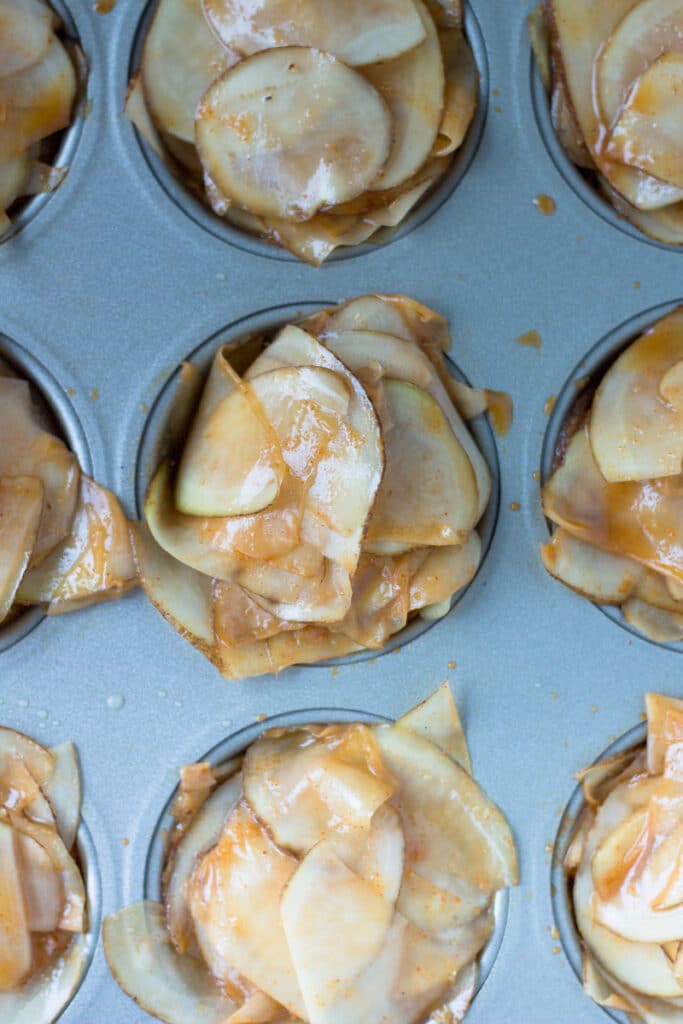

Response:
(104, 687), (518, 1024)
(135, 296), (498, 678)
(541, 307), (683, 644)
(0, 727), (88, 1022)
(128, 0), (478, 261)
(196, 48), (393, 221)
(567, 694), (683, 1020)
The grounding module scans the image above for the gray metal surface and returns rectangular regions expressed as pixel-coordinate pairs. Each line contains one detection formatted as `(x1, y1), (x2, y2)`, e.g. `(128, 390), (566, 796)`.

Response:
(0, 1), (681, 1021)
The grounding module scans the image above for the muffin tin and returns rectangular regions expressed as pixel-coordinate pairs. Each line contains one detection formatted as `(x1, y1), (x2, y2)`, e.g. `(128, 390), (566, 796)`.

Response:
(1, 0), (682, 1021)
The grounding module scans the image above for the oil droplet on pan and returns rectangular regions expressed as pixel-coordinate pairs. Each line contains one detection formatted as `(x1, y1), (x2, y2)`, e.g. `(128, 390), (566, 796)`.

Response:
(515, 330), (542, 349)
(509, 502), (520, 511)
(534, 194), (556, 215)
(107, 694), (125, 710)
(543, 395), (556, 416)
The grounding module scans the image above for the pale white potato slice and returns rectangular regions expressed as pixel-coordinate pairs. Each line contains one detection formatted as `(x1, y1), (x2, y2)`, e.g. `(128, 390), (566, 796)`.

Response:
(0, 934), (88, 1024)
(259, 209), (377, 265)
(0, 0), (52, 79)
(0, 476), (43, 623)
(364, 0), (444, 192)
(322, 329), (435, 388)
(597, 0), (683, 130)
(540, 528), (643, 604)
(213, 578), (295, 653)
(195, 47), (392, 221)
(202, 0), (426, 66)
(148, 464), (303, 581)
(396, 682), (471, 771)
(542, 426), (683, 586)
(242, 724), (395, 853)
(189, 800), (306, 1018)
(528, 3), (551, 91)
(16, 475), (137, 611)
(43, 742), (81, 853)
(227, 992), (289, 1024)
(551, 78), (593, 169)
(607, 52), (683, 191)
(330, 804), (405, 904)
(142, 0), (236, 143)
(103, 901), (238, 1024)
(237, 554), (351, 624)
(0, 35), (76, 162)
(434, 29), (478, 157)
(646, 693), (683, 774)
(605, 183), (683, 244)
(0, 727), (54, 785)
(375, 723), (518, 897)
(7, 815), (85, 932)
(165, 771), (241, 954)
(16, 833), (64, 933)
(318, 296), (414, 340)
(635, 567), (683, 613)
(0, 378), (79, 566)
(364, 379), (478, 552)
(0, 822), (31, 992)
(623, 598), (683, 644)
(131, 521), (218, 662)
(175, 348), (285, 517)
(590, 307), (683, 481)
(409, 533), (482, 611)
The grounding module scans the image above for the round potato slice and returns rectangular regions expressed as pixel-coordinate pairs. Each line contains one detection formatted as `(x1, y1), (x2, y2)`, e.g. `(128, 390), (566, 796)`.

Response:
(0, 0), (52, 80)
(540, 528), (643, 605)
(0, 35), (76, 162)
(363, 0), (444, 192)
(142, 0), (236, 143)
(606, 52), (683, 191)
(202, 0), (426, 67)
(590, 307), (683, 482)
(195, 47), (392, 221)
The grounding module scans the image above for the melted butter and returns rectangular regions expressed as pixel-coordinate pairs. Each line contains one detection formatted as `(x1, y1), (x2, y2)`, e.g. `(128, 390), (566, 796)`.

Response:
(534, 194), (556, 215)
(486, 391), (513, 436)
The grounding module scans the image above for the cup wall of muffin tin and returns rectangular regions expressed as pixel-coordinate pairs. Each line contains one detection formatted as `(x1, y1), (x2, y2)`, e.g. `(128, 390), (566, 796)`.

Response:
(2, 0), (683, 1021)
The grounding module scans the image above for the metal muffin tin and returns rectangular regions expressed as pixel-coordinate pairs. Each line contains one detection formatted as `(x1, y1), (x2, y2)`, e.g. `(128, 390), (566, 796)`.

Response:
(1, 1), (682, 1021)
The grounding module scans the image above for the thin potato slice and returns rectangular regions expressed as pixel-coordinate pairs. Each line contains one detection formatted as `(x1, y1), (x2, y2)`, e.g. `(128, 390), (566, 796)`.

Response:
(396, 682), (471, 771)
(196, 48), (392, 221)
(142, 0), (235, 143)
(0, 35), (76, 162)
(365, 379), (478, 552)
(646, 694), (683, 775)
(434, 29), (478, 157)
(540, 529), (643, 605)
(42, 742), (81, 853)
(0, 0), (52, 79)
(16, 476), (137, 611)
(17, 833), (64, 933)
(328, 550), (424, 649)
(202, 0), (426, 67)
(623, 598), (683, 644)
(607, 53), (683, 191)
(0, 822), (31, 992)
(409, 533), (482, 611)
(0, 476), (43, 623)
(364, 0), (444, 192)
(175, 349), (285, 518)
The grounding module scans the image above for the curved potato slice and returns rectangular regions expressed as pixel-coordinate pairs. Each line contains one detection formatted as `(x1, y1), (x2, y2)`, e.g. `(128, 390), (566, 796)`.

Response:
(0, 728), (53, 785)
(103, 901), (238, 1024)
(597, 0), (683, 130)
(364, 0), (444, 192)
(131, 520), (217, 662)
(0, 933), (87, 1024)
(646, 693), (683, 774)
(0, 378), (79, 566)
(0, 35), (76, 162)
(165, 772), (241, 954)
(16, 476), (136, 611)
(202, 0), (426, 66)
(142, 0), (235, 143)
(374, 723), (518, 894)
(42, 742), (81, 853)
(409, 533), (482, 611)
(590, 307), (683, 482)
(238, 556), (351, 624)
(396, 682), (470, 771)
(330, 804), (405, 904)
(258, 209), (377, 265)
(8, 815), (85, 932)
(434, 29), (478, 157)
(606, 185), (683, 244)
(0, 476), (43, 623)
(0, 0), (52, 79)
(322, 329), (435, 388)
(196, 48), (392, 221)
(189, 801), (306, 1018)
(551, 78), (593, 169)
(540, 529), (643, 604)
(0, 822), (31, 992)
(365, 379), (478, 552)
(243, 724), (396, 854)
(542, 426), (683, 585)
(318, 296), (415, 340)
(213, 578), (293, 647)
(17, 832), (64, 933)
(330, 550), (426, 648)
(265, 626), (361, 671)
(176, 349), (285, 517)
(607, 52), (683, 191)
(228, 992), (290, 1024)
(623, 598), (683, 643)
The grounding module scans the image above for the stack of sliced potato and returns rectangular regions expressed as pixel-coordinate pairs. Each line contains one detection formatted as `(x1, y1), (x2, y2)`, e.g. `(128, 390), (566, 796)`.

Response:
(134, 294), (508, 679)
(0, 0), (80, 237)
(541, 306), (683, 645)
(530, 0), (683, 245)
(566, 693), (683, 1022)
(0, 727), (88, 1024)
(104, 685), (519, 1024)
(126, 0), (478, 263)
(0, 365), (137, 626)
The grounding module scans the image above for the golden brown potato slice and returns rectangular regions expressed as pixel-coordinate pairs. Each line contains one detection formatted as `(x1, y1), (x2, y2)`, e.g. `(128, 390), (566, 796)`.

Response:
(0, 475), (43, 623)
(646, 693), (683, 774)
(540, 528), (643, 605)
(329, 550), (425, 649)
(202, 0), (426, 66)
(0, 35), (76, 162)
(0, 822), (31, 992)
(196, 47), (392, 221)
(409, 533), (481, 611)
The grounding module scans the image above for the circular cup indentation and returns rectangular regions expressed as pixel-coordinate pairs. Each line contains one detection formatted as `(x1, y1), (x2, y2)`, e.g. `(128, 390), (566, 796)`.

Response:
(540, 299), (683, 654)
(135, 301), (500, 667)
(551, 722), (645, 1024)
(1, 0), (89, 244)
(530, 54), (682, 253)
(144, 708), (509, 1010)
(0, 335), (91, 653)
(126, 3), (488, 261)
